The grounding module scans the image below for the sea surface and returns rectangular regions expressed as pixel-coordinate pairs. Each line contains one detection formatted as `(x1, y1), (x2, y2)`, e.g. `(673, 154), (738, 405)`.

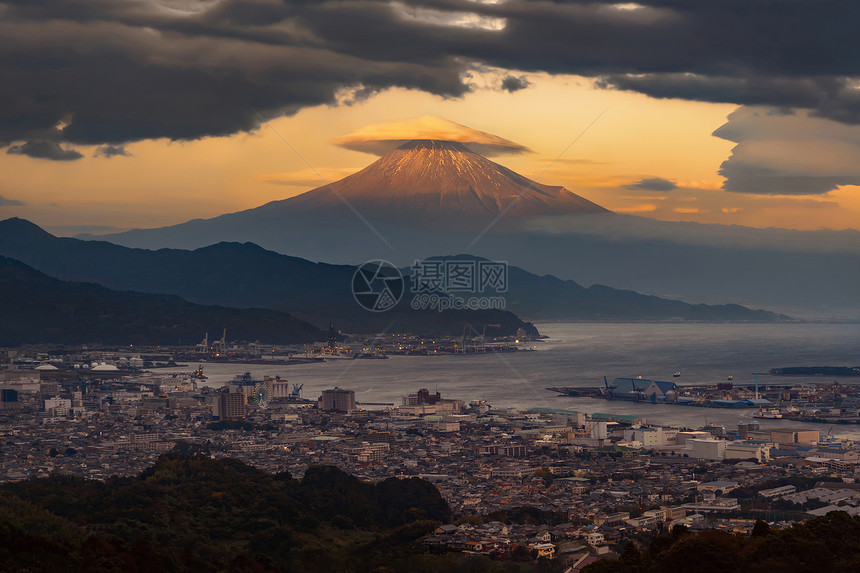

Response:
(157, 322), (860, 438)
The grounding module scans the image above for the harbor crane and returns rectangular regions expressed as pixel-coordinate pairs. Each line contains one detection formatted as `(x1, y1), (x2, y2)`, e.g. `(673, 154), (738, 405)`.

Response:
(603, 376), (617, 398)
(213, 328), (227, 355)
(195, 332), (208, 353)
(289, 384), (304, 400)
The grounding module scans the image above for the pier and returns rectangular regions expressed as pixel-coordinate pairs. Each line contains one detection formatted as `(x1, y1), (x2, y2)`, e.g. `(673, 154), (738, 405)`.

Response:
(546, 378), (860, 425)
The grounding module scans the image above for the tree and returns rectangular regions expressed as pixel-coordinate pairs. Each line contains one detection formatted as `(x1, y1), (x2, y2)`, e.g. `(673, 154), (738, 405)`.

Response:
(534, 467), (553, 486)
(751, 519), (771, 537)
(620, 541), (643, 571)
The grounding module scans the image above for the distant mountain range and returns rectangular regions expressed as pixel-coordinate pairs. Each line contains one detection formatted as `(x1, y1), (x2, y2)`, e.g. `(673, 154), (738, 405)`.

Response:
(0, 256), (326, 346)
(86, 139), (860, 319)
(0, 219), (787, 330)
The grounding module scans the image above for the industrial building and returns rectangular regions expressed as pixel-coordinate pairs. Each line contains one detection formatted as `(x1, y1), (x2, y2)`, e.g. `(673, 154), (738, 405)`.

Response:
(725, 441), (771, 463)
(747, 428), (820, 445)
(687, 438), (726, 460)
(320, 387), (355, 412)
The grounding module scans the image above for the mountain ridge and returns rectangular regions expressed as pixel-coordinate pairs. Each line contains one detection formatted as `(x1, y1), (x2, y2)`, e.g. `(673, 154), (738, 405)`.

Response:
(0, 254), (327, 346)
(0, 218), (788, 324)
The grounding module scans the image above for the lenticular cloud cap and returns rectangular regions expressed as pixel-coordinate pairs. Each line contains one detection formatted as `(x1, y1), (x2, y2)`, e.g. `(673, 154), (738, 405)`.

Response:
(331, 115), (530, 157)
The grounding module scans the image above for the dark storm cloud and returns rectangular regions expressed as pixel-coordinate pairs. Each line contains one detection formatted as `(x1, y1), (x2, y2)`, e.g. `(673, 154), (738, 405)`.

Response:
(0, 0), (468, 147)
(6, 141), (83, 161)
(294, 0), (860, 122)
(500, 75), (530, 93)
(624, 177), (678, 192)
(5, 0), (860, 151)
(0, 195), (25, 206)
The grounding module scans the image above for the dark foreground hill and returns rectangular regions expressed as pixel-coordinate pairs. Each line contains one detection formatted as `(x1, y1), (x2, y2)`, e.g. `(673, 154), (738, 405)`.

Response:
(0, 453), (545, 573)
(583, 513), (860, 573)
(0, 218), (787, 326)
(0, 256), (325, 346)
(3, 453), (860, 572)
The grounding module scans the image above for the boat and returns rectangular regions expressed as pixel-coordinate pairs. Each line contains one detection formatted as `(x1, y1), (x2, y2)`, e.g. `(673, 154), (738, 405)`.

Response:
(192, 365), (207, 380)
(727, 375), (734, 381)
(673, 372), (681, 378)
(753, 408), (783, 419)
(231, 371), (261, 386)
(354, 352), (389, 359)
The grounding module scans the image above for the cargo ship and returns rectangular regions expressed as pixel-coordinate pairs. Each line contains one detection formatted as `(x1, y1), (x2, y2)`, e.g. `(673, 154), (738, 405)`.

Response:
(753, 408), (783, 419)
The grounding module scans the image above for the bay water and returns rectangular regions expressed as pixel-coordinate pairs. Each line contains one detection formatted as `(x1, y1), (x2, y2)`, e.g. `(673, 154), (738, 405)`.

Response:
(160, 322), (860, 437)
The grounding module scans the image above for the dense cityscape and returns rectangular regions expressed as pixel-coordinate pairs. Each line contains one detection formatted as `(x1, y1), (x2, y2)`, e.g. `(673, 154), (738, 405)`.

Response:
(4, 344), (860, 570)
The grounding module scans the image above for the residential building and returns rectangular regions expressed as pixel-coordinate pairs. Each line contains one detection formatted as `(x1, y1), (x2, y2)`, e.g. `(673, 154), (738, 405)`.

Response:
(213, 392), (245, 420)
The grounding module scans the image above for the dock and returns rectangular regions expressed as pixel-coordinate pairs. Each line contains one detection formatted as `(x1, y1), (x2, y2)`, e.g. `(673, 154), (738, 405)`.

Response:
(546, 378), (860, 425)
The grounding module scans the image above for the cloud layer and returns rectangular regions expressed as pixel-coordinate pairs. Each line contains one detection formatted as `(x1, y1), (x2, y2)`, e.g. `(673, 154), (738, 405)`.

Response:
(0, 195), (25, 206)
(624, 177), (678, 192)
(2, 0), (860, 158)
(714, 107), (860, 195)
(7, 141), (83, 161)
(94, 144), (131, 158)
(331, 116), (529, 156)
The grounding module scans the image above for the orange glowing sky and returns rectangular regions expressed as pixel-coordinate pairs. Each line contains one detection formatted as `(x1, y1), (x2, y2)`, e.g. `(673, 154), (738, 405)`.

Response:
(1, 72), (859, 235)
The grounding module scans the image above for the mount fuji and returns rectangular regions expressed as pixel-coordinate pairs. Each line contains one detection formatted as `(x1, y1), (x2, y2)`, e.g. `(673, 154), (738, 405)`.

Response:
(280, 139), (607, 219)
(97, 138), (607, 252)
